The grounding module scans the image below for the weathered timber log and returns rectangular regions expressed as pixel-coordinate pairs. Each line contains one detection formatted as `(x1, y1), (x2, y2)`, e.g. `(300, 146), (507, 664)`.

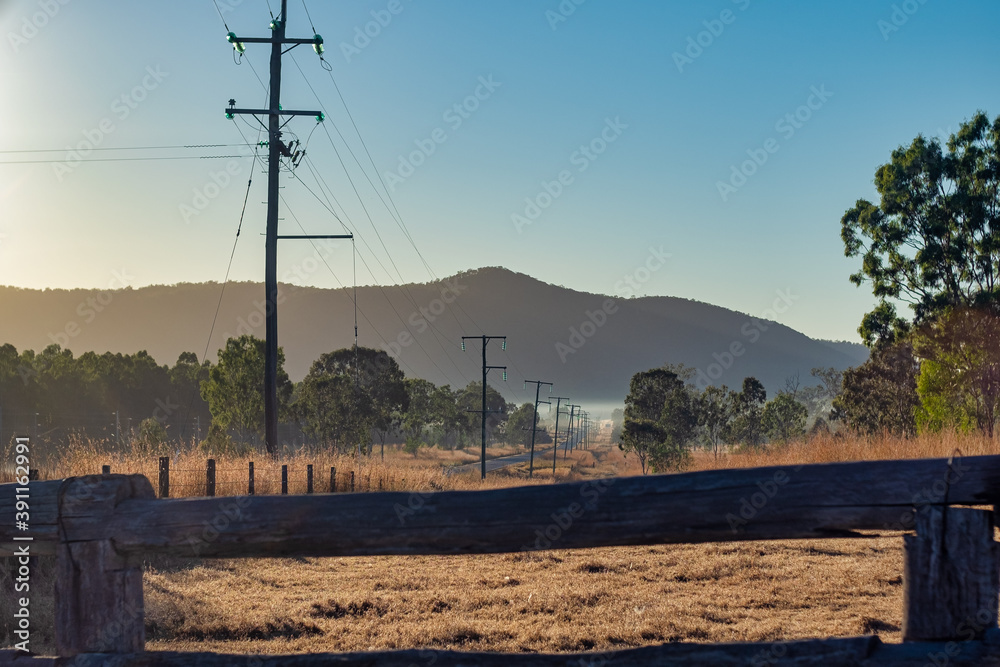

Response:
(54, 475), (153, 656)
(0, 480), (62, 556)
(3, 633), (1000, 666)
(903, 506), (1000, 641)
(6, 455), (1000, 558)
(94, 456), (1000, 558)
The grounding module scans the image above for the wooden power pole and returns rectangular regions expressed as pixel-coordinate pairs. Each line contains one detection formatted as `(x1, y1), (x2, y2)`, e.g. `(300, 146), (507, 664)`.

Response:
(223, 2), (349, 455)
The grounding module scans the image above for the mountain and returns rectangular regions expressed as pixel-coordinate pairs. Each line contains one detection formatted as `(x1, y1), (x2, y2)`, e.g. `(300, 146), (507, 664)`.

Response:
(0, 267), (867, 413)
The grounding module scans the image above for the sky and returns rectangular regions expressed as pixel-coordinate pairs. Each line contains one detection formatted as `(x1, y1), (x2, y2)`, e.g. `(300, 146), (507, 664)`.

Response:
(1, 0), (999, 344)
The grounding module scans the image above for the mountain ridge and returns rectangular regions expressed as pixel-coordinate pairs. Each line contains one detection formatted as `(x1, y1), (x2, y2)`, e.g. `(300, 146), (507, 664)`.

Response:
(0, 267), (868, 413)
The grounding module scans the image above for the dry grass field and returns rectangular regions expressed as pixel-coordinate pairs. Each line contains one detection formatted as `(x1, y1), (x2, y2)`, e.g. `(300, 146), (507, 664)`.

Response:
(3, 430), (999, 656)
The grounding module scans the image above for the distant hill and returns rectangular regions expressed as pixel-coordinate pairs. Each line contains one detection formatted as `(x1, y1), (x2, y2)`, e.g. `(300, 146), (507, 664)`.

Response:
(0, 267), (867, 413)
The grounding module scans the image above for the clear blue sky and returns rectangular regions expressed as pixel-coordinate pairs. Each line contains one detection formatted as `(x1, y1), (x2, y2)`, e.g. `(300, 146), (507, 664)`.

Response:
(1, 0), (998, 343)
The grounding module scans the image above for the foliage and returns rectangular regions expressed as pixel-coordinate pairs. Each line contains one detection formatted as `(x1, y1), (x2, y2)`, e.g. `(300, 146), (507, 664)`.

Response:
(620, 367), (697, 474)
(912, 306), (1000, 437)
(762, 393), (808, 443)
(197, 421), (253, 457)
(0, 342), (211, 447)
(726, 377), (767, 448)
(833, 341), (920, 437)
(610, 408), (624, 443)
(840, 111), (1000, 348)
(697, 385), (734, 459)
(200, 335), (292, 452)
(135, 417), (168, 454)
(504, 403), (537, 448)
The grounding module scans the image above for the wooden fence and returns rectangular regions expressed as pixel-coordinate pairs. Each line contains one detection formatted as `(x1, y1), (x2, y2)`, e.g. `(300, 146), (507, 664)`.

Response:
(3, 455), (1000, 665)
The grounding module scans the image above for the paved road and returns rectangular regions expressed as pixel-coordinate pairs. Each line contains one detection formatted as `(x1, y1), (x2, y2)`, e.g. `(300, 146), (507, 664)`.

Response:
(445, 445), (559, 476)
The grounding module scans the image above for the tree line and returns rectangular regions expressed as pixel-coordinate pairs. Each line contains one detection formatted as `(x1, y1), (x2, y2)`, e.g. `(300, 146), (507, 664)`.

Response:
(0, 336), (543, 457)
(616, 364), (840, 474)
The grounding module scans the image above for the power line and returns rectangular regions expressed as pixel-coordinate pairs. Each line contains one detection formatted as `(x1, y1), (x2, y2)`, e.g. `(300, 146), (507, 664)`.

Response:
(0, 144), (246, 154)
(0, 155), (246, 165)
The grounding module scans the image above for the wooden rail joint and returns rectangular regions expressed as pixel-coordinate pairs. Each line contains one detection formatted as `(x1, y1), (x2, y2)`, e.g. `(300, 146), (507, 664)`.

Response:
(54, 475), (153, 657)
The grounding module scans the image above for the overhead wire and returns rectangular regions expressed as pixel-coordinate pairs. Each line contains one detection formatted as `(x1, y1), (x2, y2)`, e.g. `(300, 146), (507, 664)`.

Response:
(231, 112), (446, 383)
(0, 155), (246, 165)
(289, 55), (480, 389)
(287, 166), (467, 386)
(295, 54), (530, 402)
(0, 144), (245, 154)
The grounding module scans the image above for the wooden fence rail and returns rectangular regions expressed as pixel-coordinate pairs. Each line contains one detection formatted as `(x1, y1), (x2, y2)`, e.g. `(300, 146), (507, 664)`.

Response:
(3, 455), (1000, 665)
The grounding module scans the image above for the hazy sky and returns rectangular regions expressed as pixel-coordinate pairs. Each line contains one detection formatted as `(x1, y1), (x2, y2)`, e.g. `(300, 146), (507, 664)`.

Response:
(2, 0), (998, 343)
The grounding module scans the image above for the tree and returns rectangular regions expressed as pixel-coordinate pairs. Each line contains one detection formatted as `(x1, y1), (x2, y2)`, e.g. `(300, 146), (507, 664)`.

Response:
(762, 393), (808, 443)
(200, 335), (292, 453)
(698, 385), (734, 459)
(833, 341), (920, 437)
(726, 377), (767, 448)
(402, 378), (436, 444)
(912, 305), (1000, 437)
(654, 381), (697, 472)
(840, 111), (1000, 348)
(610, 408), (624, 443)
(504, 403), (537, 448)
(453, 382), (509, 448)
(303, 347), (409, 457)
(620, 418), (664, 475)
(620, 367), (697, 474)
(297, 372), (369, 453)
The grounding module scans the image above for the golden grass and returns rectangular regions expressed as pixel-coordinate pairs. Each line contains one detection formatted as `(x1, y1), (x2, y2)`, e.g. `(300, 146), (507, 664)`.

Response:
(3, 430), (997, 656)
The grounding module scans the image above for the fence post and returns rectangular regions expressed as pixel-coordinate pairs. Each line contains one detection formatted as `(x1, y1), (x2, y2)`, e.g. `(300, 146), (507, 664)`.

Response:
(158, 457), (169, 498)
(330, 466), (336, 493)
(307, 464), (314, 494)
(101, 465), (110, 475)
(55, 475), (154, 656)
(350, 471), (355, 492)
(248, 461), (255, 495)
(206, 459), (216, 497)
(281, 465), (288, 495)
(903, 506), (1000, 641)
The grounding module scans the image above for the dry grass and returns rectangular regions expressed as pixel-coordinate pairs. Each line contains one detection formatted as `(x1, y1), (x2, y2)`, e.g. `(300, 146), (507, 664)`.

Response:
(3, 430), (997, 656)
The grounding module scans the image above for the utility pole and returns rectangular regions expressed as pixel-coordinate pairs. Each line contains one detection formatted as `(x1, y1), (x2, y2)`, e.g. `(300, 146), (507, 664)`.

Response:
(523, 380), (552, 479)
(462, 336), (507, 480)
(565, 405), (579, 458)
(550, 397), (569, 476)
(223, 3), (350, 455)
